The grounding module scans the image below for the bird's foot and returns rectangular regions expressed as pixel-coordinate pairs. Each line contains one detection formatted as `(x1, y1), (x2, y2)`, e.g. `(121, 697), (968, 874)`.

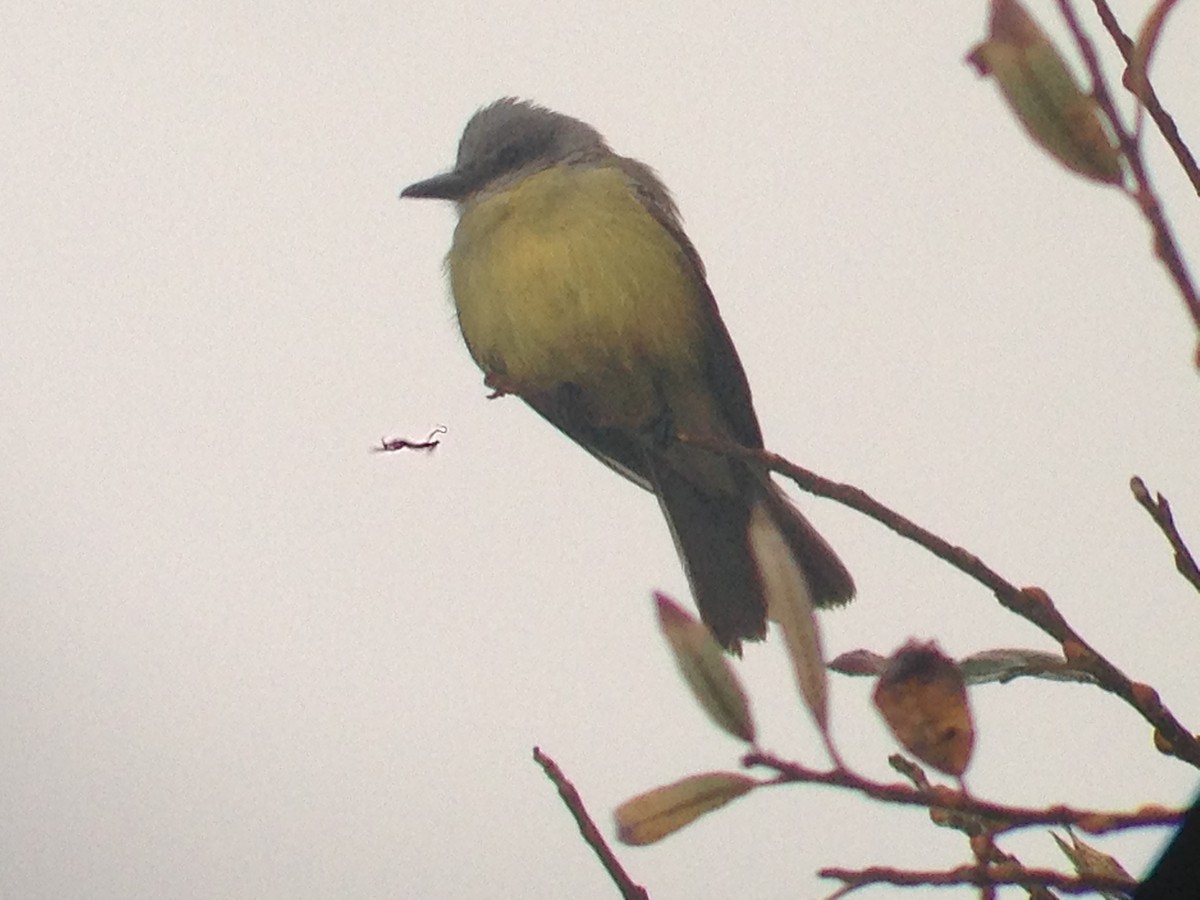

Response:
(484, 372), (521, 399)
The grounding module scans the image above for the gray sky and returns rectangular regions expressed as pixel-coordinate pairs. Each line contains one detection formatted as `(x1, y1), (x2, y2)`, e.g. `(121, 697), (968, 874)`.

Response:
(4, 2), (1199, 898)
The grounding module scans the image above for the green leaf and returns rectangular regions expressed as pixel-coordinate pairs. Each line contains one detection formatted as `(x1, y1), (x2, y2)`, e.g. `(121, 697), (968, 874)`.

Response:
(615, 772), (757, 846)
(655, 593), (755, 743)
(966, 0), (1122, 184)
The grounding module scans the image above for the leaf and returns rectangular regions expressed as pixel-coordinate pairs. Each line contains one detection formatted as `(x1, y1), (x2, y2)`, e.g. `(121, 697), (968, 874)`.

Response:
(1130, 0), (1180, 104)
(873, 640), (976, 776)
(655, 593), (756, 743)
(966, 0), (1122, 184)
(747, 503), (828, 732)
(1052, 828), (1135, 899)
(615, 772), (758, 846)
(834, 646), (1098, 686)
(828, 649), (887, 677)
(958, 648), (1098, 685)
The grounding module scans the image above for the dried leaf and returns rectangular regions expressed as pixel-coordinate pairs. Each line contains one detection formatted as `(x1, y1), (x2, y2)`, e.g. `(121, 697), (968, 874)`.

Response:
(1130, 0), (1180, 103)
(828, 649), (887, 677)
(966, 0), (1122, 184)
(835, 646), (1097, 685)
(958, 647), (1096, 685)
(835, 648), (1099, 681)
(1052, 829), (1135, 899)
(748, 503), (828, 732)
(655, 593), (755, 743)
(615, 772), (757, 846)
(873, 641), (976, 776)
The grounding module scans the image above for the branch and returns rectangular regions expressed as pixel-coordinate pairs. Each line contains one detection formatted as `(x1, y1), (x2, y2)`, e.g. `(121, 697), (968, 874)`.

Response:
(1054, 0), (1200, 351)
(819, 862), (1137, 896)
(1089, 0), (1200, 195)
(1131, 476), (1200, 596)
(743, 750), (1185, 836)
(679, 435), (1200, 768)
(532, 747), (649, 900)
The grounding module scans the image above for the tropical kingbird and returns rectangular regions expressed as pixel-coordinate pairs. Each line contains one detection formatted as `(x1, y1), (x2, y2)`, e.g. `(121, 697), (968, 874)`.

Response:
(401, 98), (853, 649)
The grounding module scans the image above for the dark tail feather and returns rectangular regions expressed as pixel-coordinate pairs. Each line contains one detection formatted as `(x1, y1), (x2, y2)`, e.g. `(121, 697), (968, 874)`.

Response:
(649, 458), (767, 650)
(762, 485), (855, 609)
(648, 453), (854, 651)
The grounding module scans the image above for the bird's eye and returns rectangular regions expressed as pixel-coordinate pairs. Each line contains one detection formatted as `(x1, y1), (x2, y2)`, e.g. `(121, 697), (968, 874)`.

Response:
(494, 143), (526, 169)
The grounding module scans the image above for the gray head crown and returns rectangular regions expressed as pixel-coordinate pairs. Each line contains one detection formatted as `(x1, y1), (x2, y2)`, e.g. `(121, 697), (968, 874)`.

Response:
(401, 98), (682, 231)
(400, 99), (613, 204)
(457, 98), (610, 182)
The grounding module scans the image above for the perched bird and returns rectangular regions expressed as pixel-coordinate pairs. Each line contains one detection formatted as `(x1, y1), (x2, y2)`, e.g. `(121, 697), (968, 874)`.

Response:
(401, 98), (853, 649)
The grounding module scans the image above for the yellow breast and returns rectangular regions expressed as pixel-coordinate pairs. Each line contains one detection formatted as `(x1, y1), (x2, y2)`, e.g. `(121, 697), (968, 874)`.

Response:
(447, 163), (706, 428)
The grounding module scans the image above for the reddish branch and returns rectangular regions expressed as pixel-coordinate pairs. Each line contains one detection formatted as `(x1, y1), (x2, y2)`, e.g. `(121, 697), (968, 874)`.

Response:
(1089, 0), (1200, 196)
(819, 862), (1137, 896)
(744, 750), (1185, 835)
(1054, 0), (1200, 347)
(680, 435), (1200, 768)
(532, 747), (649, 900)
(1131, 476), (1200, 596)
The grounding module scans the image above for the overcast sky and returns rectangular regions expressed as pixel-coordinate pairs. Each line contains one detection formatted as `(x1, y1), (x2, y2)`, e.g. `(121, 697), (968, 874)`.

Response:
(4, 2), (1199, 898)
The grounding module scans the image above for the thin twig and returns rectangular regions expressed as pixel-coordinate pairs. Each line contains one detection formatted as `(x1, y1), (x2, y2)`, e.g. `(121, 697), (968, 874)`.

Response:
(969, 834), (999, 900)
(819, 862), (1137, 896)
(1089, 0), (1200, 195)
(680, 434), (1200, 768)
(1055, 0), (1200, 351)
(743, 750), (1185, 835)
(532, 747), (650, 900)
(1131, 477), (1200, 596)
(889, 754), (997, 837)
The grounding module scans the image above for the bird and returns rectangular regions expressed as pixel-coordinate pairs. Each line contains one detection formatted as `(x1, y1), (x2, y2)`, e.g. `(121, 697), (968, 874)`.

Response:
(400, 98), (853, 650)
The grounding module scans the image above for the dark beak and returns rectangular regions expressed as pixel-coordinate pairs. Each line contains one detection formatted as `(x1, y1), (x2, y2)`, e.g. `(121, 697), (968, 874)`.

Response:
(400, 169), (470, 201)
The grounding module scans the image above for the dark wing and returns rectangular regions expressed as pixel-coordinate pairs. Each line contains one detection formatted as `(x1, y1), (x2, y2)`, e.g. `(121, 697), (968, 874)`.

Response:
(615, 156), (765, 453)
(522, 156), (763, 489)
(523, 384), (654, 490)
